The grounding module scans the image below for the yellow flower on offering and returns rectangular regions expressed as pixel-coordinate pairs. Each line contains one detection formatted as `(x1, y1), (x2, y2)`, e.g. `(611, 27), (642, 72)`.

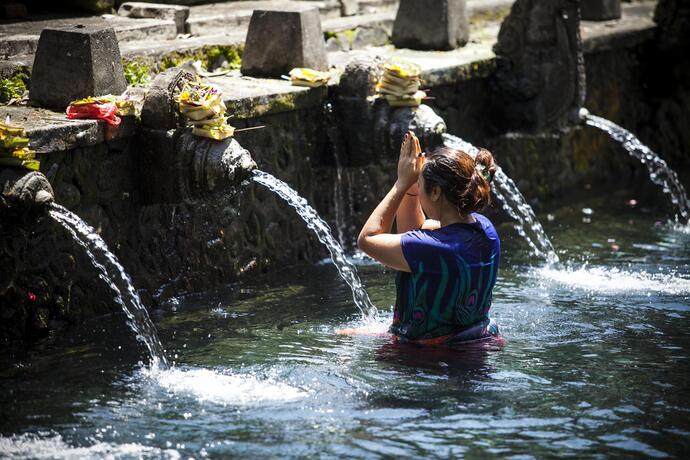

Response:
(0, 121), (27, 136)
(9, 148), (35, 160)
(177, 81), (226, 121)
(114, 97), (137, 117)
(176, 79), (236, 140)
(69, 95), (118, 106)
(0, 120), (38, 171)
(0, 136), (29, 150)
(383, 60), (422, 79)
(288, 68), (330, 88)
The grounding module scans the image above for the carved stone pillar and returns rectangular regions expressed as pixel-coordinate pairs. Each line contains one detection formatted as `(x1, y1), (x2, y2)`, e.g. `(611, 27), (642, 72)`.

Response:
(491, 0), (585, 132)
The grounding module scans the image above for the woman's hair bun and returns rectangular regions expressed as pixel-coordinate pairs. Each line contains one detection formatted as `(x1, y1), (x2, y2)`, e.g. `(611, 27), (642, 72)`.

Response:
(422, 146), (496, 215)
(474, 148), (496, 184)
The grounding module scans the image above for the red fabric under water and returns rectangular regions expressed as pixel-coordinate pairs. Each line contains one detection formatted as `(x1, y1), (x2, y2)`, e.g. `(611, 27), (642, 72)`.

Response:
(66, 103), (121, 126)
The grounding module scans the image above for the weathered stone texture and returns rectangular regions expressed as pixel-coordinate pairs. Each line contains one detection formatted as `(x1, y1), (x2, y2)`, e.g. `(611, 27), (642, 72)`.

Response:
(655, 0), (690, 50)
(118, 2), (190, 34)
(241, 7), (328, 78)
(581, 0), (622, 21)
(140, 68), (194, 130)
(137, 129), (255, 204)
(392, 0), (469, 51)
(492, 0), (585, 132)
(29, 25), (127, 109)
(340, 0), (359, 17)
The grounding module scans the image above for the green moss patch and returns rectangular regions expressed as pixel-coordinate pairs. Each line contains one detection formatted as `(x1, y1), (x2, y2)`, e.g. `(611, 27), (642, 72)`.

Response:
(0, 70), (29, 104)
(122, 58), (152, 86)
(159, 44), (244, 73)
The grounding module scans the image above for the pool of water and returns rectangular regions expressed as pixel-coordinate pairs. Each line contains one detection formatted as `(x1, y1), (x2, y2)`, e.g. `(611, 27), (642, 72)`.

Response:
(1, 189), (689, 458)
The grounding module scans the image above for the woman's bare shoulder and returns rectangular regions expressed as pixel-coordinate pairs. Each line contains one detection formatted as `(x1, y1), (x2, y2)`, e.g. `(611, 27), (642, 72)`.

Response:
(421, 219), (441, 231)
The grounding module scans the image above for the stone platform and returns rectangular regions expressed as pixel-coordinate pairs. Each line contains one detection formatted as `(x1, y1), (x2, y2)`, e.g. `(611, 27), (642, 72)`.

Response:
(0, 1), (658, 154)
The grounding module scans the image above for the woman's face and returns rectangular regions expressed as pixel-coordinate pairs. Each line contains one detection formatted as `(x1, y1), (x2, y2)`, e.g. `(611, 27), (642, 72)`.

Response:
(418, 174), (440, 221)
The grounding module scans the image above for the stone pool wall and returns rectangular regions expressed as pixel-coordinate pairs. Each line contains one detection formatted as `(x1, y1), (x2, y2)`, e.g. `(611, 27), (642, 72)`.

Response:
(2, 0), (690, 344)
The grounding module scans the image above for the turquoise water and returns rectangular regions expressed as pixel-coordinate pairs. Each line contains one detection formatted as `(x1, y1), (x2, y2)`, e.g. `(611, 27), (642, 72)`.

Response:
(1, 189), (689, 458)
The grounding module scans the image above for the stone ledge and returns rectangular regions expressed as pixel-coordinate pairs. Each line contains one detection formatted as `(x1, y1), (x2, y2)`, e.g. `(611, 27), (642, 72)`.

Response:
(581, 2), (657, 53)
(0, 106), (136, 154)
(208, 72), (329, 118)
(186, 0), (342, 36)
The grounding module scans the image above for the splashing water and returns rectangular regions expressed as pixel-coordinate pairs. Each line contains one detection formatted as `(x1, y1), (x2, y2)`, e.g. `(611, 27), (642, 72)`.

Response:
(49, 204), (167, 367)
(443, 133), (559, 263)
(252, 170), (379, 320)
(0, 432), (181, 460)
(142, 366), (307, 405)
(535, 265), (690, 297)
(582, 111), (690, 222)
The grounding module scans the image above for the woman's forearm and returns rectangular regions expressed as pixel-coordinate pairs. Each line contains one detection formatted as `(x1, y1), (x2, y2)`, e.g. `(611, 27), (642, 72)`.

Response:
(358, 181), (407, 245)
(395, 183), (425, 233)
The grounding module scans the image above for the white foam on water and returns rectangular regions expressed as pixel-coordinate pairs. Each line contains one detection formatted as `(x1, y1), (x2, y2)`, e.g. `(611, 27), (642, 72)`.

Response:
(335, 311), (392, 337)
(0, 432), (180, 460)
(143, 366), (307, 405)
(535, 266), (690, 296)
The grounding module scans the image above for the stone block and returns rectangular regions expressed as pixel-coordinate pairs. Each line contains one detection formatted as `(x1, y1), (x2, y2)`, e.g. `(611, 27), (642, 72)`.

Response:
(352, 26), (390, 49)
(581, 0), (622, 21)
(28, 25), (127, 110)
(241, 7), (328, 78)
(118, 2), (190, 34)
(392, 0), (469, 51)
(340, 0), (359, 17)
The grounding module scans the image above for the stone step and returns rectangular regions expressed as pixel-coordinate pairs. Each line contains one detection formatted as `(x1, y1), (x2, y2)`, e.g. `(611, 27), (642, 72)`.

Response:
(121, 0), (513, 65)
(185, 0), (400, 35)
(0, 15), (177, 59)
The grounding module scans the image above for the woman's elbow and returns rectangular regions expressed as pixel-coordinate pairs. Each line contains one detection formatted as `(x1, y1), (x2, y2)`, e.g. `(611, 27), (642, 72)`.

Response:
(357, 232), (370, 254)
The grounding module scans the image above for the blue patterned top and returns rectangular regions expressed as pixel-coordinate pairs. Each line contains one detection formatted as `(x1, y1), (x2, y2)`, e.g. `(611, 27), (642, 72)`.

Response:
(392, 213), (500, 341)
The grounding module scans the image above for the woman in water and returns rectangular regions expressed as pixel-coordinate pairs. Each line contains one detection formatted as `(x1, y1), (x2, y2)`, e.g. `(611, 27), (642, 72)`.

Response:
(358, 132), (500, 344)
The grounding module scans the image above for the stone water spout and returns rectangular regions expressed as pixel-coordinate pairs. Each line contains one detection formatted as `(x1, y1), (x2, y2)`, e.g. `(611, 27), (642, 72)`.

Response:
(138, 68), (256, 204)
(0, 170), (54, 224)
(335, 55), (446, 165)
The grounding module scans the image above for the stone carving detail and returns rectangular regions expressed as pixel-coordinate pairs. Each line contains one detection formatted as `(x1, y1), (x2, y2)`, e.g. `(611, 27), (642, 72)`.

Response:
(492, 0), (585, 132)
(375, 104), (447, 158)
(140, 68), (194, 131)
(0, 170), (54, 224)
(138, 129), (256, 204)
(335, 55), (446, 165)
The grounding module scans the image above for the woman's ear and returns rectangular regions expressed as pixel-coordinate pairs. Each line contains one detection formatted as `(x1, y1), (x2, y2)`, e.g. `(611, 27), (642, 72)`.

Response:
(431, 185), (442, 202)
